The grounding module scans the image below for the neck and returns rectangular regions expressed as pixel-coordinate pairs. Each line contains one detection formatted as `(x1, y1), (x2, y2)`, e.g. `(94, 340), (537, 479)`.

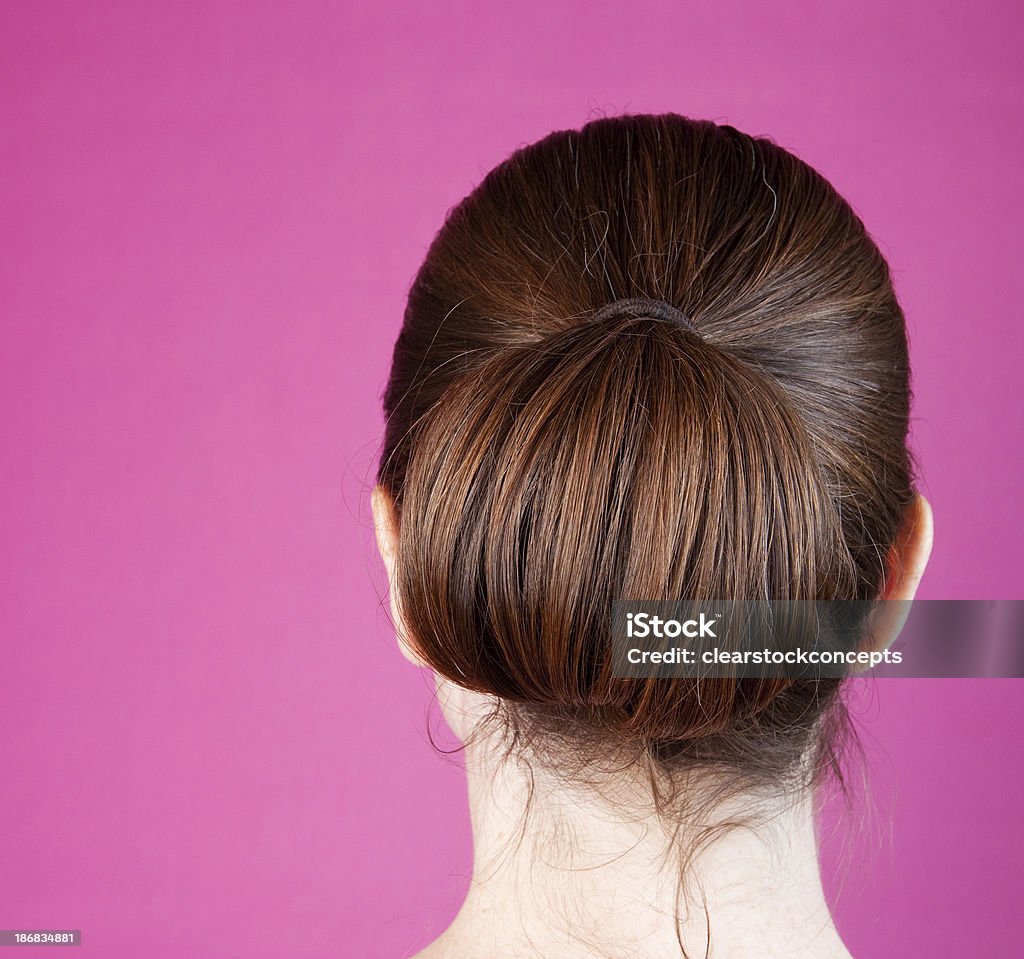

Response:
(425, 688), (853, 959)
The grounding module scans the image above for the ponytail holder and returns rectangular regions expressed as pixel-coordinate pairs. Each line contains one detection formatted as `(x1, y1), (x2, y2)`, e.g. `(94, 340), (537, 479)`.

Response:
(588, 297), (700, 335)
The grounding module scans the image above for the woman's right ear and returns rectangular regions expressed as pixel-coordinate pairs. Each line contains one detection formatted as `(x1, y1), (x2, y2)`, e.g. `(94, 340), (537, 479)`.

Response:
(861, 492), (935, 658)
(371, 485), (429, 668)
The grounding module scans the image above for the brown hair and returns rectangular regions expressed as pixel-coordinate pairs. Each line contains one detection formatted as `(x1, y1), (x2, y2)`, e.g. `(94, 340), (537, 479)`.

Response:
(377, 112), (914, 798)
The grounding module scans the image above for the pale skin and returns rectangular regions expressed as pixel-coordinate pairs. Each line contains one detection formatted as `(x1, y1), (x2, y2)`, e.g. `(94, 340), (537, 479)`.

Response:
(372, 486), (934, 959)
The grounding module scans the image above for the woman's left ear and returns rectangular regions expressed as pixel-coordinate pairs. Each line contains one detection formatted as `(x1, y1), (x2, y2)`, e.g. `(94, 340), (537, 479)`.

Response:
(371, 485), (398, 583)
(371, 485), (429, 667)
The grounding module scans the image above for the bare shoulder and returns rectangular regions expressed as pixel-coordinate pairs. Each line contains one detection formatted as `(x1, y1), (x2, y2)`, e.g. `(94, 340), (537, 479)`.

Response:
(406, 935), (462, 959)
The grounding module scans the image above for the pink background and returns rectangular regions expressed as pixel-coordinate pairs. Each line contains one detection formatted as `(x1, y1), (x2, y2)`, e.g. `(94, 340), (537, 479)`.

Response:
(1, 2), (1021, 956)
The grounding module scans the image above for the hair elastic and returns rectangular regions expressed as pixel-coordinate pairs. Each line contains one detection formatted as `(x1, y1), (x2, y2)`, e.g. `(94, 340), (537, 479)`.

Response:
(588, 296), (700, 335)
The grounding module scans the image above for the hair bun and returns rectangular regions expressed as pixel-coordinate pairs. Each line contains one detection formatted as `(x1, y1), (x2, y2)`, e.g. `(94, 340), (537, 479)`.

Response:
(378, 113), (915, 780)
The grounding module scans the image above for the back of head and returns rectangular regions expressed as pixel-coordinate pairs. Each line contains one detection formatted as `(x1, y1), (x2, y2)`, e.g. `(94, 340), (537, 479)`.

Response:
(377, 112), (915, 792)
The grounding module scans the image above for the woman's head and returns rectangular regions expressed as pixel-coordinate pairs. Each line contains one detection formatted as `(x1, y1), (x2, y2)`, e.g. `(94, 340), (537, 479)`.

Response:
(374, 112), (930, 797)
